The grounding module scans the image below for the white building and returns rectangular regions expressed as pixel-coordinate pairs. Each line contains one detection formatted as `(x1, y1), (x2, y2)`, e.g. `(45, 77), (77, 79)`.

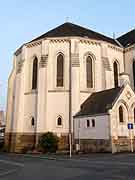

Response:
(5, 22), (135, 153)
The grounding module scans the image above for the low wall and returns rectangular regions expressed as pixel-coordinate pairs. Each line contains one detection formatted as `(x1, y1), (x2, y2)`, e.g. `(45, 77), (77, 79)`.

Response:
(75, 139), (111, 153)
(5, 132), (70, 153)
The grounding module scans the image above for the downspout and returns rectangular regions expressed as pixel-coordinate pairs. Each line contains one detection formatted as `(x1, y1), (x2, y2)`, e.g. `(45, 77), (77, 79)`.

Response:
(68, 39), (72, 157)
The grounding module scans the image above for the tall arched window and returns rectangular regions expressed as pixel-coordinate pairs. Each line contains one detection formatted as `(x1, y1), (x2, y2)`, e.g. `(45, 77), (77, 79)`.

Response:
(31, 117), (35, 126)
(134, 108), (135, 123)
(113, 61), (119, 88)
(86, 56), (93, 88)
(119, 106), (124, 123)
(32, 57), (38, 90)
(57, 54), (64, 87)
(133, 61), (135, 89)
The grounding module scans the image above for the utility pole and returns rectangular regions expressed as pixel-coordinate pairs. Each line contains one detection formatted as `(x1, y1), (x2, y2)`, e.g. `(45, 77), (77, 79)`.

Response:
(69, 39), (72, 158)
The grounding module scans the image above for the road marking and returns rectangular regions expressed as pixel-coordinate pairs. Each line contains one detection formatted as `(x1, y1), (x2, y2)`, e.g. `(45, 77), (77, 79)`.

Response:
(0, 169), (18, 177)
(69, 159), (135, 166)
(0, 159), (24, 167)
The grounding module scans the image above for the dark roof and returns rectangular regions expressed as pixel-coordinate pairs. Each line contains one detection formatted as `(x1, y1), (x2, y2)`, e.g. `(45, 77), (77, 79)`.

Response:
(74, 87), (122, 117)
(30, 22), (120, 46)
(117, 29), (135, 47)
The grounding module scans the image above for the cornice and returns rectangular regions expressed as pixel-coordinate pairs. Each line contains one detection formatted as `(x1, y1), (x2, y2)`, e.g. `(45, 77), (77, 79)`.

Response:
(26, 40), (42, 48)
(124, 45), (135, 53)
(108, 44), (123, 52)
(50, 39), (69, 43)
(79, 39), (101, 46)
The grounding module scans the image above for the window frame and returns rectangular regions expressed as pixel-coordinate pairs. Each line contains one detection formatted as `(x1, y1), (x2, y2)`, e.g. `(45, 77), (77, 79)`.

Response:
(32, 57), (38, 90)
(31, 117), (35, 126)
(113, 61), (119, 88)
(91, 119), (95, 127)
(56, 116), (63, 127)
(86, 119), (90, 128)
(133, 61), (135, 89)
(56, 54), (64, 88)
(119, 106), (124, 123)
(86, 56), (93, 89)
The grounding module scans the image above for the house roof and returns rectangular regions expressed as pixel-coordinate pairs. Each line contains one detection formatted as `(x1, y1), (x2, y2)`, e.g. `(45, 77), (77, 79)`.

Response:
(29, 22), (120, 46)
(74, 87), (123, 117)
(117, 29), (135, 47)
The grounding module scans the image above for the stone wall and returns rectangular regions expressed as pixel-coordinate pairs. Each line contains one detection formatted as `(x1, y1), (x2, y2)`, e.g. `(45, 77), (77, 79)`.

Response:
(75, 139), (111, 153)
(112, 136), (131, 153)
(5, 132), (36, 153)
(5, 132), (70, 153)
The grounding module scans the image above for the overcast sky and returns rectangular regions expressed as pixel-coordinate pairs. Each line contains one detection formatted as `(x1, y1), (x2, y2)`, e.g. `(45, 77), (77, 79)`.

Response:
(0, 0), (135, 110)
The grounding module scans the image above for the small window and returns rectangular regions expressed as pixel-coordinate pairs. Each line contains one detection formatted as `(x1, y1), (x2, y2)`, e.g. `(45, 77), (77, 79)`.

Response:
(87, 120), (90, 128)
(57, 117), (62, 126)
(31, 117), (35, 126)
(92, 119), (95, 127)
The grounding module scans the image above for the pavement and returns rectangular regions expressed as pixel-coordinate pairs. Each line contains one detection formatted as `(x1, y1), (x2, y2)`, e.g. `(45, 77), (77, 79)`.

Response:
(0, 153), (135, 179)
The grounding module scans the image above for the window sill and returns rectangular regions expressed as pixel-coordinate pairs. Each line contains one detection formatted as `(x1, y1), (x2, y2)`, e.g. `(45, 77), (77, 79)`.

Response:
(56, 125), (63, 128)
(24, 90), (38, 95)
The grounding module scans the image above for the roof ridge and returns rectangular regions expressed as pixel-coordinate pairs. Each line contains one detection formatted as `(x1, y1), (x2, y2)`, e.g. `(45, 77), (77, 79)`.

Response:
(117, 28), (135, 39)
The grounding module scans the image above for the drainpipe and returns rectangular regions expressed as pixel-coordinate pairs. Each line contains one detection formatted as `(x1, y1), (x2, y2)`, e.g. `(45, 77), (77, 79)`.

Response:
(68, 39), (72, 158)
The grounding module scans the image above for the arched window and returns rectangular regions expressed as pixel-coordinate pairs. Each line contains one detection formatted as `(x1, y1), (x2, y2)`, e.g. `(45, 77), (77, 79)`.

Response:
(32, 57), (38, 89)
(134, 108), (135, 123)
(57, 54), (64, 87)
(113, 61), (119, 88)
(86, 56), (93, 88)
(133, 61), (135, 89)
(119, 106), (124, 123)
(57, 116), (62, 126)
(31, 117), (35, 126)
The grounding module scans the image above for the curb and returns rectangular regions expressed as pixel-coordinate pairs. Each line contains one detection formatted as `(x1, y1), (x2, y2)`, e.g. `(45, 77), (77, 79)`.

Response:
(21, 154), (57, 160)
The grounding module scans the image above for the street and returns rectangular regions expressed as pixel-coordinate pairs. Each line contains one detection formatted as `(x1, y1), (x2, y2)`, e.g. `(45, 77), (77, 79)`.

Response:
(0, 153), (135, 179)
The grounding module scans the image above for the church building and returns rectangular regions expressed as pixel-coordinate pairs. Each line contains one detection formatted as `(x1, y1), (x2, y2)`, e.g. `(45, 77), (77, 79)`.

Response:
(5, 22), (135, 153)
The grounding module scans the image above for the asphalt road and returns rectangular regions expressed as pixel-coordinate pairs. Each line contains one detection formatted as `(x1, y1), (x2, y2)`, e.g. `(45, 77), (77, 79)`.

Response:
(0, 153), (135, 179)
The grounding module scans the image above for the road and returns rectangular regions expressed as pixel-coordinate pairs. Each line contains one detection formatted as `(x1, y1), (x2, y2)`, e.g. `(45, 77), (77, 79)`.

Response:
(0, 153), (135, 179)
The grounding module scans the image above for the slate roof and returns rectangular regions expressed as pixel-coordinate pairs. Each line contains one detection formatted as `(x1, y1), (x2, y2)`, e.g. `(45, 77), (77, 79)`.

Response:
(30, 22), (120, 46)
(74, 87), (123, 117)
(117, 29), (135, 47)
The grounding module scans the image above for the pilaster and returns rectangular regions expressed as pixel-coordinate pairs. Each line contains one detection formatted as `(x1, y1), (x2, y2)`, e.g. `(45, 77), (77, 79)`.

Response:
(36, 40), (49, 135)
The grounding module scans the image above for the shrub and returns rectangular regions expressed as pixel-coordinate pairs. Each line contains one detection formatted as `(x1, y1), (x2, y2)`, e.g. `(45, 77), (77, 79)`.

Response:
(38, 132), (59, 153)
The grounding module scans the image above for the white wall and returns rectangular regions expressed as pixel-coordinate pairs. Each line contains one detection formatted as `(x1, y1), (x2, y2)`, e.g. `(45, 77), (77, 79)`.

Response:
(6, 36), (127, 137)
(74, 115), (110, 140)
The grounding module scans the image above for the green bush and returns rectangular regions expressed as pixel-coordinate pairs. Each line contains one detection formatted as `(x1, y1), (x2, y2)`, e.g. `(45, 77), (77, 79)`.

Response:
(38, 132), (59, 153)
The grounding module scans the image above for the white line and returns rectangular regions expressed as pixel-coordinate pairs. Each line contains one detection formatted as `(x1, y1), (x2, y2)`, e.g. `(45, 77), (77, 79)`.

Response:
(0, 169), (17, 177)
(0, 159), (24, 167)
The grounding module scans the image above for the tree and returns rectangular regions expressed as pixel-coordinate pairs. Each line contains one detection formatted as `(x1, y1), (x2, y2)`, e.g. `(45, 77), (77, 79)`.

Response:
(38, 132), (59, 153)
